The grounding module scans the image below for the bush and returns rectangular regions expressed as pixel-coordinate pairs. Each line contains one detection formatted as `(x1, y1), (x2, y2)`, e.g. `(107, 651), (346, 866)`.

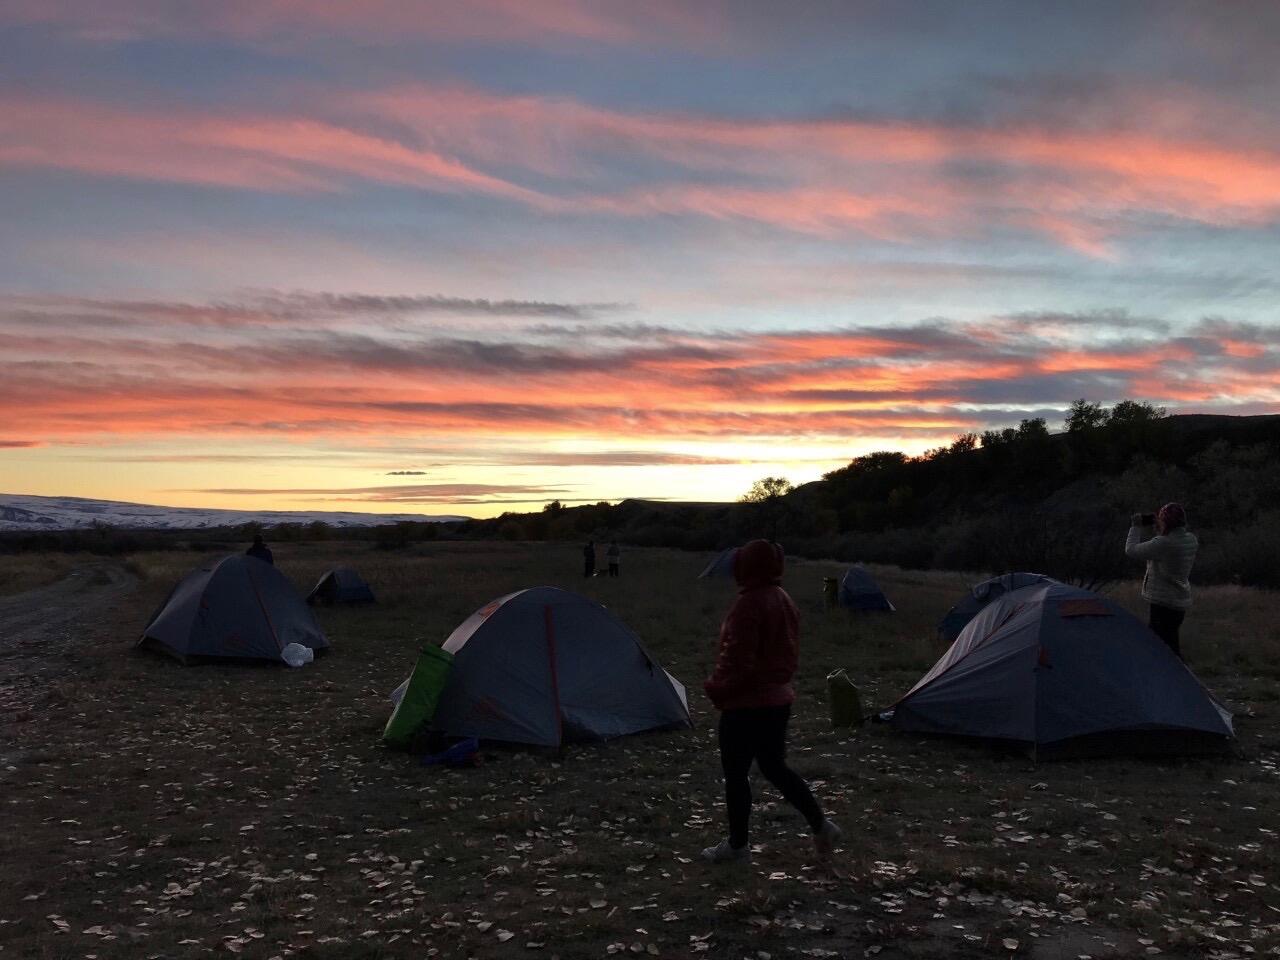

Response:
(1208, 511), (1280, 588)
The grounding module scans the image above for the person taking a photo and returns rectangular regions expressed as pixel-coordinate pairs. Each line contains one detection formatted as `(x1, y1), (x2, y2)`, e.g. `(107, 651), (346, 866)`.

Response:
(1125, 502), (1197, 658)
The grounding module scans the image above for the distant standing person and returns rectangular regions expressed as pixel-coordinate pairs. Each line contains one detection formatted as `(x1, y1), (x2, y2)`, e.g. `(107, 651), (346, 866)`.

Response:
(606, 540), (620, 578)
(246, 534), (274, 566)
(583, 540), (595, 578)
(702, 539), (841, 864)
(1125, 502), (1197, 658)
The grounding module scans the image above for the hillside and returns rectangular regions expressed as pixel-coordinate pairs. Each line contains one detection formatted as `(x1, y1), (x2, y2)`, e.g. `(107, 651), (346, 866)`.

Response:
(457, 411), (1280, 588)
(0, 493), (466, 532)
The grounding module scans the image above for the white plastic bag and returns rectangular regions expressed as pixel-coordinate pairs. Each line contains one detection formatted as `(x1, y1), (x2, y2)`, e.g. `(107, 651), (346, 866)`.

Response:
(281, 642), (315, 668)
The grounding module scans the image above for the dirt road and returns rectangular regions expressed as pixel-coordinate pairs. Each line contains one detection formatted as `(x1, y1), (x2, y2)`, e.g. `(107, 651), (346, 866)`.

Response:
(0, 562), (137, 645)
(0, 562), (138, 711)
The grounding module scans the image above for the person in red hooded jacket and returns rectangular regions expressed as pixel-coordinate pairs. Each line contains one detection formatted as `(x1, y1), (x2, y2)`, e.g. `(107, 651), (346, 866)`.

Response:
(701, 540), (841, 864)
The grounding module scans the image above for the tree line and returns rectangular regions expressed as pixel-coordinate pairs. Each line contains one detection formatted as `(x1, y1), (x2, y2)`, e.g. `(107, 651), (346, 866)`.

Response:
(4, 400), (1276, 589)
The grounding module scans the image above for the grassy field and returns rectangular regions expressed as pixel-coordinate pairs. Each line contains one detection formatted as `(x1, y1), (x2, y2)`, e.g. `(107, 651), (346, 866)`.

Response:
(0, 553), (74, 597)
(1, 541), (1278, 959)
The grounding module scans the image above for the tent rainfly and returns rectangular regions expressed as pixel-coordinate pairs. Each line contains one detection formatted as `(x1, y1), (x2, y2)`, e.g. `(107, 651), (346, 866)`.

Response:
(307, 566), (376, 605)
(839, 565), (895, 611)
(891, 581), (1234, 758)
(428, 586), (691, 747)
(385, 645), (454, 748)
(140, 555), (328, 663)
(698, 547), (738, 579)
(936, 572), (1057, 644)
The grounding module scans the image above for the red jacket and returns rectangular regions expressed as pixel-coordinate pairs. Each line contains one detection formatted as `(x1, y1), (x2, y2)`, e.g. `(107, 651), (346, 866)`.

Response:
(704, 540), (800, 711)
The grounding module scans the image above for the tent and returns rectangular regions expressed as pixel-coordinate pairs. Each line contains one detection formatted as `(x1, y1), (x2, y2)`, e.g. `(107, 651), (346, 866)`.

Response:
(891, 581), (1234, 758)
(937, 572), (1057, 644)
(839, 565), (895, 611)
(429, 586), (691, 747)
(307, 566), (376, 605)
(140, 555), (328, 663)
(698, 547), (738, 579)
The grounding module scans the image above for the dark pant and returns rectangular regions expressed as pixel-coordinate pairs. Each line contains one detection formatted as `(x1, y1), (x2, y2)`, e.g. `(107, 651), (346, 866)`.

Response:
(1149, 603), (1186, 658)
(608, 561), (619, 577)
(719, 704), (824, 849)
(584, 560), (594, 577)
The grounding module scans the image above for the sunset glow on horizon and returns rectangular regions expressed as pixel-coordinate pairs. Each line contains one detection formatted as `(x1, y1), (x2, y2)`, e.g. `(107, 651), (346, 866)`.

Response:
(3, 2), (1279, 517)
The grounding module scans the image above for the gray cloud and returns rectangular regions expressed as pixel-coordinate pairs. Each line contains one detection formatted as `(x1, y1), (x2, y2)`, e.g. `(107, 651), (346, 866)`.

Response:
(499, 450), (739, 467)
(526, 322), (687, 340)
(998, 308), (1172, 334)
(239, 291), (629, 321)
(0, 290), (628, 332)
(386, 451), (736, 469)
(1193, 317), (1280, 344)
(190, 483), (573, 501)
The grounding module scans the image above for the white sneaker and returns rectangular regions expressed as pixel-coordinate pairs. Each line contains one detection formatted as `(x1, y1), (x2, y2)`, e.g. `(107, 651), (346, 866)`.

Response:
(813, 819), (842, 858)
(701, 839), (751, 864)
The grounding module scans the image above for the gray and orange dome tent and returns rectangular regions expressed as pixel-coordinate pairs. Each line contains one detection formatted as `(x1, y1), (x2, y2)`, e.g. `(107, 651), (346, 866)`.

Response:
(698, 547), (738, 579)
(936, 571), (1057, 644)
(307, 566), (375, 605)
(891, 581), (1233, 759)
(140, 555), (328, 663)
(415, 586), (690, 748)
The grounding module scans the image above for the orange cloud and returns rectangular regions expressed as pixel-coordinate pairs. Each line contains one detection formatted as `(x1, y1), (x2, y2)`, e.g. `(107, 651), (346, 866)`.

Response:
(3, 297), (1274, 450)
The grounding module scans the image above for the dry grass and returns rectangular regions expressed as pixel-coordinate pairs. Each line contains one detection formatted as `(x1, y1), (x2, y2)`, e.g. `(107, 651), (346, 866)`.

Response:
(0, 553), (75, 597)
(1, 542), (1278, 959)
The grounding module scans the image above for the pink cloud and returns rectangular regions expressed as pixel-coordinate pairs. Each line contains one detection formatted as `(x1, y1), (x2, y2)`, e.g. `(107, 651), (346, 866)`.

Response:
(0, 96), (539, 199)
(8, 82), (1280, 255)
(353, 85), (1280, 246)
(1, 297), (1275, 449)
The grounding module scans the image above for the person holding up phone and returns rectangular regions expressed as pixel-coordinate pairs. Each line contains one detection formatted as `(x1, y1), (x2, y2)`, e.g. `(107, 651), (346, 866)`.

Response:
(1125, 502), (1198, 658)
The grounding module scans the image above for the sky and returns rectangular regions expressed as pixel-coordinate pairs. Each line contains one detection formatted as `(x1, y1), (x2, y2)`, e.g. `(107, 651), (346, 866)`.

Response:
(2, 1), (1279, 518)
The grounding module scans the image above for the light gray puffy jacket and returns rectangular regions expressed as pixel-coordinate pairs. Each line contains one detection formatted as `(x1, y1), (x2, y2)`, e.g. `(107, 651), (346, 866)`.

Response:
(1125, 524), (1198, 609)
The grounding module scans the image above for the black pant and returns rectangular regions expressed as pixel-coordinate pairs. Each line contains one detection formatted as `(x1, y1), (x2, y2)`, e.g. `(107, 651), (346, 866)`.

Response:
(584, 560), (594, 578)
(1149, 603), (1186, 659)
(719, 704), (823, 849)
(608, 561), (619, 577)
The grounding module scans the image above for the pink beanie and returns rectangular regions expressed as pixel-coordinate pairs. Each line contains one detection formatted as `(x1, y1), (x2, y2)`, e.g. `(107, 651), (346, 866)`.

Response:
(1157, 502), (1186, 530)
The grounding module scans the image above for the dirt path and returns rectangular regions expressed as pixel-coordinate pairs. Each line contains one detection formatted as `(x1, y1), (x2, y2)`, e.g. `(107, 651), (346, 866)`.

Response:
(0, 561), (138, 713)
(0, 561), (137, 646)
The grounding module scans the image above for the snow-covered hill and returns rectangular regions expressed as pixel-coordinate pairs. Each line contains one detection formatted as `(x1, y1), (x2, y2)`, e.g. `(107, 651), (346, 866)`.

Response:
(0, 494), (467, 531)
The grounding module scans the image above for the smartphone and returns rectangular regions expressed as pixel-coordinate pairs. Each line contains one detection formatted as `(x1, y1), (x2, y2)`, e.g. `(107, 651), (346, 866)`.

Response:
(1139, 513), (1156, 525)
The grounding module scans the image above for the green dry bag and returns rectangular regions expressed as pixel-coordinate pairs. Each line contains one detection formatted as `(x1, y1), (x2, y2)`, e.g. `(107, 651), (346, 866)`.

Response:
(826, 668), (864, 729)
(383, 645), (454, 749)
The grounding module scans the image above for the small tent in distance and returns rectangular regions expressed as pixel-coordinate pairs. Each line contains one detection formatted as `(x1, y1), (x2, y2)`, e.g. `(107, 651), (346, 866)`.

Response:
(308, 566), (375, 605)
(891, 581), (1233, 759)
(839, 564), (895, 611)
(429, 586), (691, 747)
(937, 571), (1057, 644)
(140, 555), (328, 664)
(698, 547), (738, 579)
